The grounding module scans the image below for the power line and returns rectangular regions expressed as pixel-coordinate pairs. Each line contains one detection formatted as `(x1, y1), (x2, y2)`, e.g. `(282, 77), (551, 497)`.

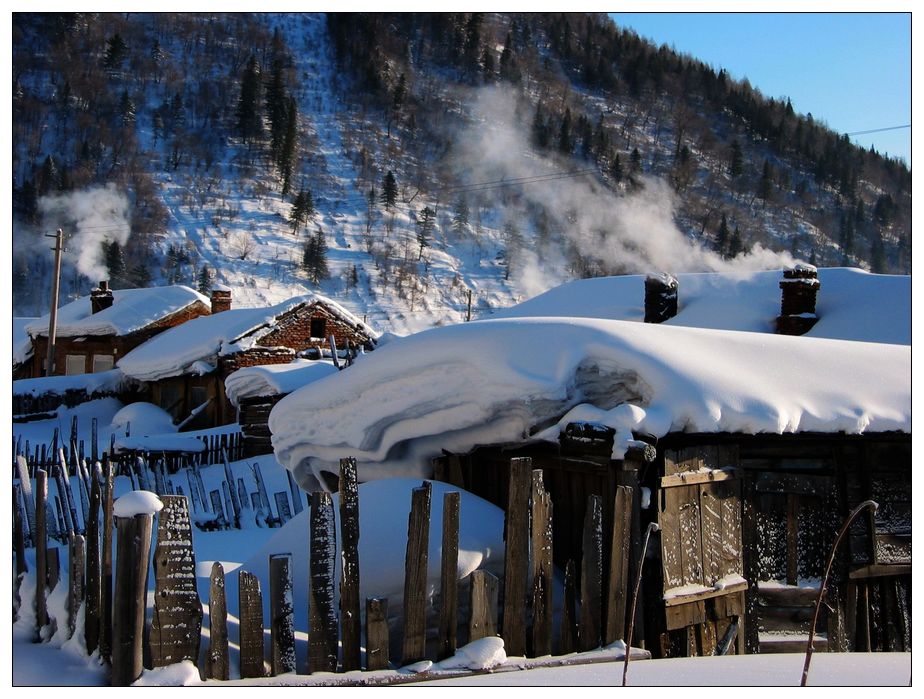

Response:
(845, 124), (910, 137)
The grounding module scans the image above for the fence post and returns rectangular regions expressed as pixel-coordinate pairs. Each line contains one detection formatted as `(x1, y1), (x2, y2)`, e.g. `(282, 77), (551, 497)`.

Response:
(604, 485), (634, 645)
(13, 486), (27, 620)
(238, 570), (265, 678)
(269, 553), (296, 675)
(85, 468), (102, 655)
(402, 481), (432, 665)
(579, 494), (604, 651)
(99, 458), (114, 663)
(339, 458), (361, 671)
(68, 533), (86, 639)
(559, 560), (578, 654)
(111, 512), (154, 686)
(16, 455), (36, 545)
(309, 491), (338, 673)
(468, 570), (498, 642)
(35, 469), (49, 634)
(365, 598), (390, 670)
(149, 496), (202, 670)
(502, 457), (531, 657)
(531, 470), (553, 657)
(438, 491), (460, 660)
(207, 562), (229, 680)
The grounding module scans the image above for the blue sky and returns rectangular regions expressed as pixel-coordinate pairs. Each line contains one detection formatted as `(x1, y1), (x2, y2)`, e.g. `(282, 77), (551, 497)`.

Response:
(609, 13), (911, 166)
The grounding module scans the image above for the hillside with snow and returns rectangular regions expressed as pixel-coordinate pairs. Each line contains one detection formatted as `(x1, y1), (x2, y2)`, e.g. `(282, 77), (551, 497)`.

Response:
(12, 13), (911, 334)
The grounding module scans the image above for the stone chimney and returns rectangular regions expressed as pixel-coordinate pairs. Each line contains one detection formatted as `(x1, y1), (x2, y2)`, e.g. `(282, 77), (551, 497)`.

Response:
(644, 273), (679, 323)
(776, 264), (820, 336)
(211, 285), (232, 314)
(90, 280), (114, 314)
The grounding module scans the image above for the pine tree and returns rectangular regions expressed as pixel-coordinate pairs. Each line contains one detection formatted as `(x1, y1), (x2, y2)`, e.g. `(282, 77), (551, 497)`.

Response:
(381, 170), (398, 211)
(289, 189), (313, 234)
(307, 228), (330, 284)
(279, 97), (298, 195)
(870, 232), (887, 273)
(119, 90), (136, 127)
(103, 34), (128, 71)
(452, 196), (469, 235)
(129, 263), (152, 288)
(236, 55), (263, 144)
(728, 226), (743, 258)
(558, 108), (573, 155)
(630, 147), (642, 174)
(610, 153), (623, 182)
(716, 213), (730, 256)
(729, 139), (743, 177)
(758, 159), (773, 202)
(197, 265), (212, 294)
(499, 31), (517, 82)
(266, 57), (288, 163)
(416, 206), (435, 259)
(105, 240), (126, 287)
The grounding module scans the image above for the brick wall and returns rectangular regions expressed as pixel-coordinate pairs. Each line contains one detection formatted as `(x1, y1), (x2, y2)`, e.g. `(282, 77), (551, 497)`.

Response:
(218, 347), (296, 378)
(257, 302), (373, 353)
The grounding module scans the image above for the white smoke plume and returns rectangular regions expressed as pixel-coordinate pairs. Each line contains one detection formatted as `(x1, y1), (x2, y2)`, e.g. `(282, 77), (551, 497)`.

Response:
(449, 87), (796, 296)
(38, 184), (131, 282)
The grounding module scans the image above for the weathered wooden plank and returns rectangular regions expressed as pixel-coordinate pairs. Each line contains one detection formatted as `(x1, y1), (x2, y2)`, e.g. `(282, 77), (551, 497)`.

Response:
(502, 457), (531, 657)
(604, 485), (633, 645)
(659, 485), (684, 590)
(365, 598), (390, 671)
(402, 481), (432, 665)
(438, 491), (461, 660)
(84, 467), (101, 655)
(579, 495), (603, 652)
(559, 560), (577, 655)
(238, 570), (265, 678)
(35, 469), (49, 634)
(339, 458), (362, 671)
(699, 483), (721, 586)
(286, 469), (304, 515)
(112, 513), (154, 687)
(786, 493), (799, 586)
(664, 581), (748, 608)
(206, 562), (229, 680)
(13, 487), (27, 619)
(68, 533), (86, 639)
(678, 485), (704, 587)
(16, 455), (36, 544)
(309, 491), (338, 674)
(660, 468), (739, 488)
(46, 546), (61, 593)
(530, 470), (553, 657)
(149, 495), (203, 669)
(468, 570), (498, 643)
(274, 491), (292, 525)
(269, 553), (296, 675)
(754, 470), (836, 496)
(99, 459), (114, 662)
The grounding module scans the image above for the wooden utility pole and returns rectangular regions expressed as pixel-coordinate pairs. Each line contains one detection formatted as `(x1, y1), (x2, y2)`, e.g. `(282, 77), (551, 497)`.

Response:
(466, 289), (473, 322)
(45, 229), (64, 377)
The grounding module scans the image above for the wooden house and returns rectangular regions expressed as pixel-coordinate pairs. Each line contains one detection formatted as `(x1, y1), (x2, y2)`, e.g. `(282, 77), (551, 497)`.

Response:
(19, 282), (212, 379)
(118, 290), (377, 430)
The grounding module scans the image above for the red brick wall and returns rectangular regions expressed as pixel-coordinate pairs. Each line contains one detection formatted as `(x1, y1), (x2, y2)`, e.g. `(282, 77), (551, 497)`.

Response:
(257, 302), (372, 353)
(218, 347), (296, 378)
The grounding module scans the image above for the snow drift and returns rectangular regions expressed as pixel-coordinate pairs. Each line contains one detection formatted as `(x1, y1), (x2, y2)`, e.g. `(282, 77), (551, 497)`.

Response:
(270, 316), (910, 491)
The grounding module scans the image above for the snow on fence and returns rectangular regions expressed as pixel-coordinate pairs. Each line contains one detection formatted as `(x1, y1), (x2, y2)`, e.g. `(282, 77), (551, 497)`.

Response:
(13, 455), (641, 685)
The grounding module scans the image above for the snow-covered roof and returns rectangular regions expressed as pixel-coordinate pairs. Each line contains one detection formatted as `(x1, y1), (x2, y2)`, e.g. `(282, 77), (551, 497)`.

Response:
(13, 317), (37, 366)
(224, 359), (340, 407)
(269, 317), (910, 491)
(24, 285), (210, 339)
(489, 268), (910, 345)
(118, 293), (377, 382)
(13, 368), (131, 398)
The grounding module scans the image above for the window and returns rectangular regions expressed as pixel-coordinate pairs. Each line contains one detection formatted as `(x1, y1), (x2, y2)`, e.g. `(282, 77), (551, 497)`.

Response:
(92, 354), (114, 373)
(65, 354), (86, 375)
(310, 317), (327, 339)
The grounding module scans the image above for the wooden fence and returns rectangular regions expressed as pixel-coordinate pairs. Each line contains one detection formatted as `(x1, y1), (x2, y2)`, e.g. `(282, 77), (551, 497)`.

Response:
(13, 455), (637, 685)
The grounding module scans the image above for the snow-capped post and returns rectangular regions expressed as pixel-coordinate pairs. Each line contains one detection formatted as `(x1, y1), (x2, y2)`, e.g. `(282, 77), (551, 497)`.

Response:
(604, 485), (634, 645)
(34, 469), (49, 635)
(13, 486), (27, 620)
(502, 457), (531, 657)
(55, 448), (78, 535)
(801, 499), (878, 687)
(84, 465), (102, 656)
(207, 562), (229, 680)
(149, 495), (201, 671)
(67, 533), (85, 639)
(111, 493), (159, 687)
(365, 598), (390, 670)
(238, 570), (265, 679)
(622, 522), (660, 687)
(339, 458), (362, 672)
(579, 495), (604, 651)
(269, 553), (296, 675)
(402, 480), (432, 665)
(328, 334), (342, 370)
(531, 470), (554, 657)
(309, 491), (338, 673)
(222, 447), (241, 527)
(99, 457), (114, 664)
(17, 455), (36, 544)
(468, 570), (498, 642)
(437, 490), (460, 660)
(559, 560), (578, 654)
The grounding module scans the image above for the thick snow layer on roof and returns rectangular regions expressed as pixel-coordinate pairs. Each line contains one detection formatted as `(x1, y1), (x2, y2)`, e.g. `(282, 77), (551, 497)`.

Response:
(13, 369), (130, 398)
(24, 285), (209, 339)
(270, 317), (910, 490)
(224, 359), (340, 406)
(118, 293), (376, 382)
(489, 268), (910, 345)
(13, 317), (37, 365)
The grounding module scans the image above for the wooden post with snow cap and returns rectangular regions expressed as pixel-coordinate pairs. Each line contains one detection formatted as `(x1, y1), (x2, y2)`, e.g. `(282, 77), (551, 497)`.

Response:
(402, 480), (432, 665)
(339, 458), (362, 671)
(149, 495), (202, 670)
(207, 562), (229, 680)
(111, 492), (159, 686)
(269, 553), (296, 675)
(35, 469), (49, 634)
(502, 457), (531, 657)
(309, 491), (338, 673)
(238, 570), (265, 678)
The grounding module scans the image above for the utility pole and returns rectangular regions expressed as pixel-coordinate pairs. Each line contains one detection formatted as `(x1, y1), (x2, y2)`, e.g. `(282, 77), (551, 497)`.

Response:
(45, 229), (64, 377)
(466, 289), (473, 322)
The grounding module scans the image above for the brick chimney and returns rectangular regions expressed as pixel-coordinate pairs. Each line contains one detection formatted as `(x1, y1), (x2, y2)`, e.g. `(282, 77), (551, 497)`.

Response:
(776, 264), (820, 336)
(90, 280), (114, 314)
(211, 285), (232, 314)
(644, 273), (679, 323)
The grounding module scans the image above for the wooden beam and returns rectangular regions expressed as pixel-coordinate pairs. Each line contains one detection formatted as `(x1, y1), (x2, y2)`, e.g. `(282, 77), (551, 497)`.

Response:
(660, 468), (739, 488)
(663, 581), (748, 608)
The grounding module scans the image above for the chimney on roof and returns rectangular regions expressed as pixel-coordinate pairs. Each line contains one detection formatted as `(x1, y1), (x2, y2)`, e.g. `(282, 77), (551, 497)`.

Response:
(211, 286), (232, 314)
(776, 264), (820, 336)
(644, 273), (679, 323)
(90, 280), (114, 314)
